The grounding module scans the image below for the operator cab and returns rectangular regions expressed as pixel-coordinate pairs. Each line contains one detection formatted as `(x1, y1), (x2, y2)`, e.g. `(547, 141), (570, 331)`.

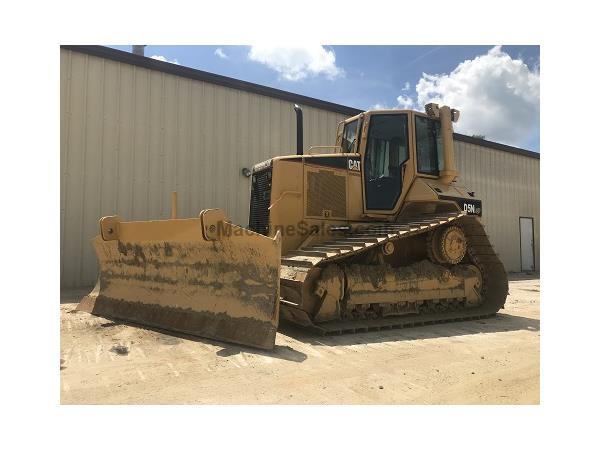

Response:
(335, 106), (458, 216)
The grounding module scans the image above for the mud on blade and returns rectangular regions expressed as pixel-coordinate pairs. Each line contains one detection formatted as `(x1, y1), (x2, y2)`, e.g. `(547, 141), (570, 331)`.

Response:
(78, 209), (281, 350)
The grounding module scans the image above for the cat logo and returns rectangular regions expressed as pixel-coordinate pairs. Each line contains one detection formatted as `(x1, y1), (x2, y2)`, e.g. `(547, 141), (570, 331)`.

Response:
(348, 158), (361, 172)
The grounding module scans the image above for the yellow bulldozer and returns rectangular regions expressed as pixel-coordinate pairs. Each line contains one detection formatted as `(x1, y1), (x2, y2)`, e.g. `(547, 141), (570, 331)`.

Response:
(78, 103), (508, 350)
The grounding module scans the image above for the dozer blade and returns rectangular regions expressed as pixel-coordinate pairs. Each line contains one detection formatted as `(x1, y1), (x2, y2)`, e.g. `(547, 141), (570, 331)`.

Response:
(78, 209), (281, 350)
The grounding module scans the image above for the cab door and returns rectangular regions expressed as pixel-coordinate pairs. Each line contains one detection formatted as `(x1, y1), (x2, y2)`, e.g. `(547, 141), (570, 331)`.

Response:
(362, 113), (410, 213)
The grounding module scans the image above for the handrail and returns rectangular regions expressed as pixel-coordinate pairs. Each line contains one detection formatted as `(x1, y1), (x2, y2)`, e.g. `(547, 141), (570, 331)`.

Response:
(268, 190), (302, 210)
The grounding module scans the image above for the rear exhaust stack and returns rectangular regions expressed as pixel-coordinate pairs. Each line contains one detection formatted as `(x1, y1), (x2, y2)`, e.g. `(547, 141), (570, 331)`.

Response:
(294, 104), (303, 156)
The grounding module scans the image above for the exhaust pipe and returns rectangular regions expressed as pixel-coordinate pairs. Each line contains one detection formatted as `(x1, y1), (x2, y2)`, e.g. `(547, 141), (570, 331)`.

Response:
(425, 103), (460, 184)
(438, 105), (459, 184)
(294, 104), (303, 156)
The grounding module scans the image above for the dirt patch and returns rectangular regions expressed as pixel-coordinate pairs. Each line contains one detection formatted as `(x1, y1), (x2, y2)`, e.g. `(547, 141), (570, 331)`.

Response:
(60, 275), (539, 404)
(110, 345), (129, 355)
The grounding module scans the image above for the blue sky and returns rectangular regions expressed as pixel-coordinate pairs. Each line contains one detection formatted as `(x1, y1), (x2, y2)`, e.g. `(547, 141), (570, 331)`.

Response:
(109, 45), (540, 151)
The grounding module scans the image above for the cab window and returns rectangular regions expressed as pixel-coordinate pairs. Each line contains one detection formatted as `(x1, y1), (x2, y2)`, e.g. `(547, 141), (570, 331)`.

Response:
(341, 119), (359, 152)
(364, 114), (409, 210)
(415, 115), (444, 175)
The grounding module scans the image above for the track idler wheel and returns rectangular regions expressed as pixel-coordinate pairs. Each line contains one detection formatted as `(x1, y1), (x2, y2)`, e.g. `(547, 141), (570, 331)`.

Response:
(427, 225), (467, 265)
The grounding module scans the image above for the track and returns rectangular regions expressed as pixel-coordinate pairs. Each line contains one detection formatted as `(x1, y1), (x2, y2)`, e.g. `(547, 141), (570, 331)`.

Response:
(280, 212), (509, 334)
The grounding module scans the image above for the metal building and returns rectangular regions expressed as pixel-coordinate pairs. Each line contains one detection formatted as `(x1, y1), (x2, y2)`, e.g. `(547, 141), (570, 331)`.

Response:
(453, 136), (539, 275)
(60, 45), (540, 288)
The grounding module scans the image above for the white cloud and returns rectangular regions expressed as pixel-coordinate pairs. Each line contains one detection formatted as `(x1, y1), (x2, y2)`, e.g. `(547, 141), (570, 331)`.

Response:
(214, 48), (228, 59)
(414, 46), (539, 147)
(402, 81), (410, 91)
(371, 102), (390, 110)
(370, 95), (415, 110)
(248, 45), (344, 81)
(150, 55), (179, 65)
(396, 94), (414, 109)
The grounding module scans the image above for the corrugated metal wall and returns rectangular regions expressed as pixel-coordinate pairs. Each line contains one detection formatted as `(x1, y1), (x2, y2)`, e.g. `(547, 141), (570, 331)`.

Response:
(60, 48), (349, 287)
(61, 48), (540, 288)
(455, 140), (540, 273)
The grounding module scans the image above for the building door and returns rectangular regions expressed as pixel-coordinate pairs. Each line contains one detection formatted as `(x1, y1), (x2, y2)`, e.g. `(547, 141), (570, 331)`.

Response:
(519, 217), (535, 272)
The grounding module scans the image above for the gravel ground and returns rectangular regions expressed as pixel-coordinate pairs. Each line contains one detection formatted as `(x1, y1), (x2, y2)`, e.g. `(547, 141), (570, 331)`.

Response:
(60, 274), (539, 404)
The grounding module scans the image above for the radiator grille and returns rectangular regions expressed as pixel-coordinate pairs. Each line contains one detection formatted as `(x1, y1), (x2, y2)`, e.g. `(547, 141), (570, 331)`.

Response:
(307, 170), (346, 218)
(248, 167), (272, 235)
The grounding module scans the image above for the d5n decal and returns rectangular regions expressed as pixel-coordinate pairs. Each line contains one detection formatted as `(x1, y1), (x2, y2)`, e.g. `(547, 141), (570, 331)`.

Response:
(440, 195), (483, 217)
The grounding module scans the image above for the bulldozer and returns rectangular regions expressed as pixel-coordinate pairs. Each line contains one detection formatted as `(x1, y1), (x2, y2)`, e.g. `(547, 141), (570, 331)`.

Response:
(78, 103), (508, 350)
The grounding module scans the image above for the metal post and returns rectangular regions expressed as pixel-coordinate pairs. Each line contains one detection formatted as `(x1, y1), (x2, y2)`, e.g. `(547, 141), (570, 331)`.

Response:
(170, 191), (178, 219)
